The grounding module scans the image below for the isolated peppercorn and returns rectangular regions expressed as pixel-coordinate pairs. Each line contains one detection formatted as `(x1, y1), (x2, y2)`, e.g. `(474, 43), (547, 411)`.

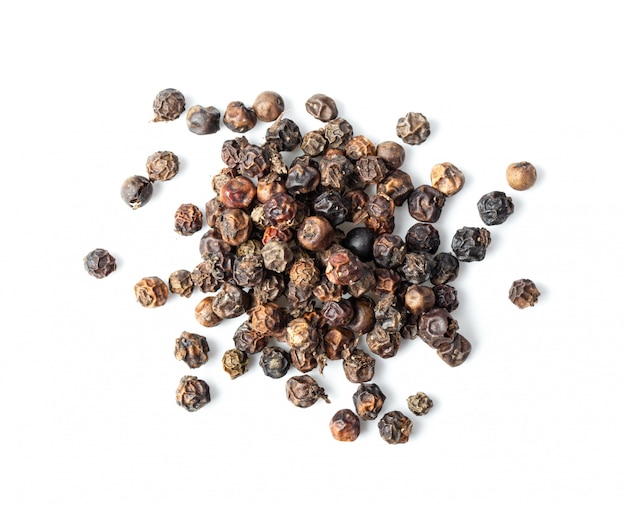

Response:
(329, 409), (360, 442)
(285, 375), (330, 408)
(222, 348), (249, 379)
(168, 269), (194, 298)
(506, 161), (537, 190)
(509, 278), (540, 308)
(152, 88), (185, 122)
(477, 191), (514, 225)
(252, 91), (284, 122)
(223, 101), (257, 133)
(430, 162), (465, 196)
(353, 383), (386, 420)
(120, 175), (153, 209)
(378, 410), (413, 444)
(146, 151), (179, 182)
(407, 392), (433, 416)
(83, 248), (116, 279)
(396, 112), (430, 145)
(176, 376), (210, 412)
(134, 276), (168, 308)
(174, 203), (203, 236)
(186, 105), (220, 135)
(259, 346), (291, 379)
(305, 93), (338, 122)
(451, 226), (491, 262)
(174, 331), (210, 369)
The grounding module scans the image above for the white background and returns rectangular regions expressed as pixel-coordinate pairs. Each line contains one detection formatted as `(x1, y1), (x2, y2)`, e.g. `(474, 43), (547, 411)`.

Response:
(2, 1), (625, 503)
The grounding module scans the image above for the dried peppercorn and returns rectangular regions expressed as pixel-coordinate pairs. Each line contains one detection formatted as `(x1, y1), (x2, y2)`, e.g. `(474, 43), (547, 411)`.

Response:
(346, 297), (376, 336)
(313, 189), (351, 227)
(324, 327), (357, 360)
(174, 203), (203, 236)
(120, 175), (153, 209)
(174, 331), (210, 369)
(408, 184), (446, 223)
(223, 101), (257, 133)
(305, 93), (338, 122)
(430, 252), (460, 285)
(263, 192), (297, 228)
(285, 156), (320, 195)
(297, 215), (335, 252)
(372, 234), (406, 269)
(376, 140), (405, 170)
(437, 333), (472, 367)
(286, 317), (321, 353)
(285, 375), (330, 408)
(477, 191), (514, 225)
(290, 348), (319, 373)
(212, 282), (249, 319)
(375, 294), (407, 332)
(346, 135), (376, 161)
(377, 169), (414, 206)
(221, 136), (248, 169)
(83, 248), (116, 279)
(418, 308), (458, 349)
(176, 376), (210, 412)
(407, 392), (433, 416)
(220, 176), (256, 209)
(366, 194), (396, 235)
(329, 409), (360, 442)
(404, 284), (436, 316)
(186, 105), (220, 135)
(451, 226), (491, 262)
(405, 222), (440, 255)
(146, 151), (179, 182)
(355, 155), (388, 185)
(353, 383), (386, 420)
(322, 299), (354, 328)
(251, 271), (285, 306)
(222, 348), (249, 379)
(509, 278), (540, 308)
(506, 161), (537, 190)
(346, 264), (376, 298)
(342, 226), (377, 262)
(325, 249), (364, 286)
(259, 346), (291, 379)
(396, 112), (430, 145)
(134, 276), (168, 308)
(289, 257), (320, 287)
(217, 208), (252, 247)
(433, 284), (459, 312)
(233, 320), (268, 354)
(342, 349), (376, 383)
(239, 143), (270, 179)
(366, 324), (401, 359)
(249, 302), (286, 337)
(152, 88), (185, 122)
(212, 166), (238, 195)
(344, 189), (369, 224)
(191, 260), (221, 293)
(265, 117), (302, 152)
(401, 252), (435, 285)
(378, 410), (413, 444)
(168, 269), (194, 298)
(323, 117), (353, 149)
(312, 276), (344, 304)
(252, 91), (284, 122)
(194, 296), (222, 327)
(430, 162), (465, 196)
(260, 240), (292, 273)
(301, 129), (328, 156)
(319, 150), (354, 189)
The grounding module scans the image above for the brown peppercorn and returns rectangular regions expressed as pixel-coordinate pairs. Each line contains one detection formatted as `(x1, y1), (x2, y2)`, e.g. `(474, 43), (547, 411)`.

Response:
(323, 117), (353, 149)
(191, 260), (221, 293)
(289, 257), (320, 287)
(204, 197), (225, 228)
(263, 192), (298, 228)
(366, 324), (401, 359)
(212, 282), (249, 319)
(152, 88), (185, 122)
(355, 155), (389, 185)
(173, 203), (203, 236)
(346, 264), (376, 298)
(346, 297), (376, 336)
(375, 294), (407, 331)
(238, 143), (270, 179)
(430, 162), (465, 196)
(396, 112), (430, 145)
(176, 376), (210, 412)
(342, 349), (376, 383)
(366, 194), (396, 234)
(297, 215), (335, 252)
(319, 150), (354, 189)
(376, 140), (405, 170)
(83, 248), (116, 279)
(433, 284), (459, 312)
(285, 375), (330, 408)
(329, 409), (360, 442)
(378, 410), (413, 444)
(509, 278), (541, 308)
(301, 129), (328, 156)
(265, 117), (303, 152)
(345, 135), (376, 161)
(290, 348), (319, 373)
(325, 249), (364, 286)
(373, 268), (402, 297)
(437, 333), (472, 367)
(377, 169), (414, 206)
(233, 320), (268, 354)
(286, 156), (321, 195)
(259, 345), (291, 379)
(120, 175), (153, 210)
(353, 383), (386, 420)
(506, 161), (537, 190)
(249, 302), (286, 337)
(451, 226), (491, 262)
(430, 252), (460, 286)
(256, 173), (286, 203)
(194, 296), (223, 328)
(220, 176), (256, 209)
(168, 269), (194, 298)
(146, 151), (179, 182)
(286, 317), (321, 353)
(407, 392), (433, 416)
(417, 308), (458, 349)
(186, 105), (220, 135)
(305, 93), (338, 122)
(252, 91), (285, 122)
(223, 101), (257, 133)
(174, 331), (210, 369)
(321, 299), (354, 329)
(404, 284), (436, 316)
(217, 208), (252, 247)
(211, 166), (238, 195)
(408, 185), (446, 223)
(324, 327), (358, 360)
(134, 276), (168, 308)
(222, 348), (249, 379)
(261, 240), (293, 273)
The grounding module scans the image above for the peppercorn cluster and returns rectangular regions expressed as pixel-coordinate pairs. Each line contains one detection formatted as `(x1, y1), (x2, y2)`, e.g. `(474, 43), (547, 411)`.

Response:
(88, 88), (541, 443)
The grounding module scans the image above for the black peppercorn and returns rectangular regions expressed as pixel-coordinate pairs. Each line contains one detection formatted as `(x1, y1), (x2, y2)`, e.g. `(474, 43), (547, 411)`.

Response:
(297, 215), (335, 252)
(174, 331), (210, 369)
(346, 297), (376, 335)
(265, 117), (302, 152)
(305, 93), (338, 122)
(437, 333), (472, 367)
(376, 140), (405, 170)
(378, 410), (413, 444)
(433, 284), (459, 312)
(324, 327), (358, 361)
(218, 208), (252, 247)
(259, 346), (291, 379)
(408, 185), (446, 223)
(252, 91), (285, 122)
(377, 169), (414, 206)
(372, 234), (406, 269)
(396, 112), (430, 145)
(120, 175), (153, 210)
(430, 252), (460, 286)
(301, 129), (328, 156)
(509, 278), (540, 308)
(176, 376), (210, 412)
(319, 150), (354, 190)
(346, 135), (376, 161)
(418, 308), (458, 349)
(83, 248), (116, 279)
(313, 189), (351, 227)
(477, 191), (515, 225)
(407, 392), (433, 416)
(223, 101), (257, 133)
(285, 375), (330, 408)
(152, 88), (185, 122)
(323, 117), (353, 149)
(342, 226), (377, 262)
(342, 349), (376, 383)
(329, 409), (360, 442)
(220, 176), (256, 209)
(212, 282), (249, 319)
(366, 324), (401, 359)
(353, 383), (386, 420)
(146, 151), (179, 182)
(451, 226), (491, 262)
(355, 155), (388, 185)
(286, 156), (320, 195)
(186, 105), (220, 135)
(366, 194), (396, 235)
(233, 320), (268, 354)
(404, 284), (436, 316)
(405, 223), (440, 255)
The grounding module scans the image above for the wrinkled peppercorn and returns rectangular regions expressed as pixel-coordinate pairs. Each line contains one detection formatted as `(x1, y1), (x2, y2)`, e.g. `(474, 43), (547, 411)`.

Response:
(373, 234), (406, 269)
(323, 117), (353, 149)
(121, 175), (153, 209)
(220, 176), (256, 209)
(355, 155), (388, 185)
(301, 129), (328, 156)
(366, 324), (401, 359)
(174, 331), (210, 369)
(366, 193), (396, 234)
(405, 223), (440, 255)
(407, 392), (433, 416)
(223, 101), (256, 133)
(249, 302), (286, 337)
(342, 349), (376, 383)
(252, 91), (284, 122)
(378, 410), (413, 444)
(477, 191), (514, 225)
(430, 162), (465, 196)
(305, 94), (338, 122)
(313, 189), (351, 226)
(509, 278), (540, 308)
(404, 284), (436, 316)
(433, 284), (459, 312)
(233, 320), (268, 354)
(346, 135), (376, 161)
(325, 249), (364, 286)
(152, 88), (185, 122)
(353, 383), (386, 420)
(401, 252), (434, 285)
(377, 169), (414, 206)
(430, 252), (460, 285)
(376, 140), (405, 170)
(319, 150), (354, 190)
(259, 346), (291, 379)
(146, 151), (179, 182)
(451, 226), (491, 262)
(265, 117), (302, 152)
(168, 269), (194, 297)
(174, 203), (203, 236)
(330, 409), (360, 442)
(194, 296), (222, 327)
(437, 333), (472, 366)
(285, 375), (330, 408)
(506, 161), (537, 190)
(286, 156), (320, 195)
(418, 308), (458, 349)
(324, 327), (357, 360)
(191, 260), (221, 293)
(408, 185), (446, 223)
(84, 248), (116, 279)
(186, 105), (220, 135)
(212, 282), (249, 319)
(396, 112), (430, 145)
(134, 276), (168, 308)
(176, 375), (210, 412)
(218, 208), (252, 247)
(222, 348), (249, 379)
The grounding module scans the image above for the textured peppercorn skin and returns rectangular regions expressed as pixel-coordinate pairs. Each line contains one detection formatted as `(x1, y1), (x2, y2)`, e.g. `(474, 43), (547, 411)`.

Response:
(83, 248), (116, 279)
(152, 88), (185, 122)
(329, 409), (360, 442)
(176, 376), (210, 412)
(378, 410), (413, 444)
(509, 279), (540, 308)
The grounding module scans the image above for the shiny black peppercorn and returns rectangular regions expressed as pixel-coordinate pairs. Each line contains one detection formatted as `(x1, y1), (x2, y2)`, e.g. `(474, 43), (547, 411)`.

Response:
(477, 191), (514, 225)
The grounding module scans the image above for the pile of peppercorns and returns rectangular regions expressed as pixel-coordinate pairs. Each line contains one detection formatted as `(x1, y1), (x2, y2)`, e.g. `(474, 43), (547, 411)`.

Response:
(84, 89), (540, 444)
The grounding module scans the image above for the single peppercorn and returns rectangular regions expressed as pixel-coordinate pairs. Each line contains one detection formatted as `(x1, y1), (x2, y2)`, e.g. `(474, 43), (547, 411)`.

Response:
(346, 297), (376, 336)
(212, 282), (249, 319)
(168, 269), (194, 298)
(433, 284), (459, 312)
(378, 410), (413, 444)
(120, 175), (153, 209)
(418, 308), (458, 349)
(430, 252), (460, 285)
(396, 112), (430, 145)
(408, 185), (446, 223)
(174, 203), (203, 236)
(353, 383), (386, 420)
(174, 331), (210, 369)
(430, 162), (465, 196)
(477, 191), (514, 225)
(261, 240), (293, 273)
(366, 324), (401, 359)
(83, 248), (116, 279)
(437, 333), (472, 367)
(401, 252), (435, 285)
(223, 101), (257, 133)
(218, 208), (252, 247)
(265, 117), (302, 152)
(263, 192), (298, 228)
(372, 234), (406, 269)
(313, 189), (351, 227)
(249, 302), (286, 337)
(176, 376), (210, 412)
(342, 349), (376, 383)
(506, 161), (537, 190)
(297, 215), (335, 252)
(319, 150), (354, 189)
(186, 105), (220, 135)
(286, 156), (320, 195)
(191, 260), (221, 293)
(451, 226), (491, 262)
(407, 392), (433, 416)
(152, 88), (185, 122)
(342, 227), (377, 262)
(329, 409), (360, 442)
(259, 346), (291, 379)
(325, 249), (364, 286)
(404, 284), (436, 316)
(301, 129), (328, 156)
(146, 151), (179, 182)
(252, 91), (285, 122)
(285, 375), (330, 408)
(346, 135), (376, 161)
(194, 296), (222, 328)
(377, 169), (414, 206)
(134, 276), (168, 308)
(509, 278), (540, 308)
(324, 327), (358, 360)
(322, 299), (354, 328)
(233, 320), (268, 354)
(220, 176), (256, 209)
(366, 194), (396, 235)
(222, 348), (249, 379)
(323, 117), (353, 149)
(376, 140), (405, 170)
(405, 223), (440, 255)
(305, 93), (338, 122)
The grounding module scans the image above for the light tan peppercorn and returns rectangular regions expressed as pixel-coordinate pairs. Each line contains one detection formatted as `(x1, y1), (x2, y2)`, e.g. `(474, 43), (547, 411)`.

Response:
(430, 162), (465, 196)
(134, 277), (168, 308)
(506, 161), (537, 190)
(407, 392), (433, 416)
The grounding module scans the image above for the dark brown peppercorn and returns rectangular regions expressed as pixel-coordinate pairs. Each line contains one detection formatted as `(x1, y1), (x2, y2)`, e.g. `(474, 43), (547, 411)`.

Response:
(265, 117), (302, 152)
(186, 105), (220, 135)
(375, 294), (407, 331)
(376, 140), (405, 170)
(305, 93), (338, 122)
(239, 143), (270, 179)
(252, 91), (284, 122)
(301, 129), (328, 156)
(418, 308), (458, 349)
(366, 324), (401, 359)
(263, 192), (298, 228)
(168, 269), (194, 298)
(290, 348), (319, 373)
(325, 249), (364, 286)
(346, 264), (376, 298)
(366, 194), (396, 235)
(191, 260), (221, 293)
(249, 302), (286, 337)
(286, 317), (321, 353)
(222, 348), (249, 379)
(259, 345), (291, 379)
(451, 226), (491, 262)
(205, 197), (225, 228)
(322, 299), (354, 328)
(353, 383), (386, 420)
(407, 392), (433, 416)
(174, 331), (210, 369)
(174, 203), (203, 236)
(221, 136), (248, 169)
(396, 112), (430, 145)
(323, 117), (353, 149)
(404, 284), (436, 316)
(297, 215), (335, 252)
(289, 257), (320, 288)
(430, 252), (460, 286)
(233, 320), (268, 354)
(408, 185), (446, 223)
(355, 155), (388, 185)
(261, 240), (293, 273)
(152, 88), (185, 122)
(329, 409), (360, 442)
(378, 410), (413, 444)
(342, 349), (376, 383)
(134, 276), (168, 308)
(437, 333), (472, 367)
(406, 223), (440, 255)
(506, 161), (537, 191)
(347, 297), (376, 336)
(212, 282), (249, 319)
(121, 175), (153, 210)
(319, 150), (354, 190)
(373, 234), (406, 269)
(146, 151), (179, 182)
(84, 248), (116, 279)
(344, 189), (369, 224)
(223, 101), (257, 133)
(217, 208), (252, 247)
(251, 271), (284, 306)
(312, 276), (344, 303)
(433, 284), (459, 312)
(176, 376), (210, 412)
(220, 176), (256, 209)
(324, 327), (358, 360)
(477, 191), (514, 225)
(313, 189), (351, 227)
(211, 166), (238, 195)
(430, 162), (465, 196)
(377, 169), (414, 206)
(286, 156), (320, 195)
(285, 375), (330, 408)
(346, 135), (376, 161)
(194, 296), (222, 328)
(400, 252), (435, 285)
(509, 278), (540, 308)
